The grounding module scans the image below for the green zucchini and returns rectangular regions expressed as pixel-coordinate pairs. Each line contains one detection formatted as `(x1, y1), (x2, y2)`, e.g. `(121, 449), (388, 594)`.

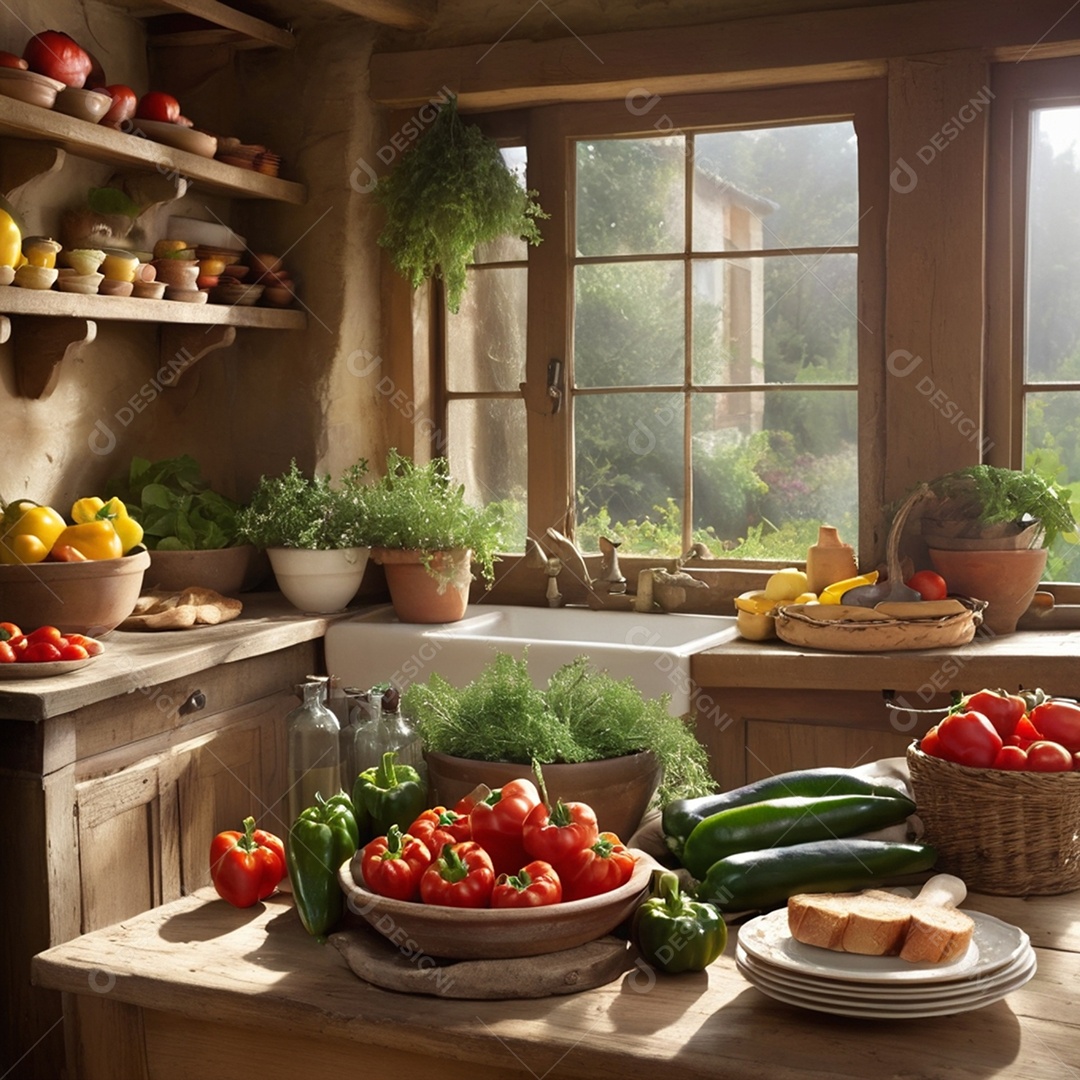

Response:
(681, 793), (915, 880)
(661, 768), (911, 857)
(696, 839), (938, 912)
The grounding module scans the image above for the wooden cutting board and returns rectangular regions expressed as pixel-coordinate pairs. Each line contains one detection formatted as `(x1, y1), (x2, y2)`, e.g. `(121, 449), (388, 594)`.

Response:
(329, 924), (636, 999)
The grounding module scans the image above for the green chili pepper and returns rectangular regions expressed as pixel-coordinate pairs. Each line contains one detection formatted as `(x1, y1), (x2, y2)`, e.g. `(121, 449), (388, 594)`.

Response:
(286, 791), (359, 941)
(632, 869), (727, 974)
(353, 750), (428, 837)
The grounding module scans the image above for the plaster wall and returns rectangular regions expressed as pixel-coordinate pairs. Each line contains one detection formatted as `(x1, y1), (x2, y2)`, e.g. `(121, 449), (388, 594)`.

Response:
(0, 3), (387, 511)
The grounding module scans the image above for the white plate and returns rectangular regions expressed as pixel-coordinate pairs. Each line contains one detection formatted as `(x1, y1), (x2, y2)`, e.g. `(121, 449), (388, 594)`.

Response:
(133, 118), (218, 159)
(737, 949), (1037, 1019)
(737, 941), (1037, 1000)
(0, 657), (95, 679)
(737, 907), (1028, 984)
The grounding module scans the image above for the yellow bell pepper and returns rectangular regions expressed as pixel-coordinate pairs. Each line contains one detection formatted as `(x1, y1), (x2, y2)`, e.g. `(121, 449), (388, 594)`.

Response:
(53, 520), (124, 561)
(0, 502), (67, 564)
(71, 496), (144, 554)
(0, 205), (21, 269)
(818, 571), (879, 605)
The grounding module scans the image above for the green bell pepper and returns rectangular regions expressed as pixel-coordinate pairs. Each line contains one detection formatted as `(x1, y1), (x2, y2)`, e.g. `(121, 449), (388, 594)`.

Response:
(286, 791), (359, 941)
(632, 869), (727, 974)
(353, 750), (428, 837)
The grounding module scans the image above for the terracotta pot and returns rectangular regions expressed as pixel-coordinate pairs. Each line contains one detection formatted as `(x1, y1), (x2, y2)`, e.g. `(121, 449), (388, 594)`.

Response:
(267, 546), (369, 613)
(145, 545), (260, 595)
(0, 549), (149, 636)
(927, 547), (1048, 636)
(424, 749), (662, 840)
(371, 547), (472, 624)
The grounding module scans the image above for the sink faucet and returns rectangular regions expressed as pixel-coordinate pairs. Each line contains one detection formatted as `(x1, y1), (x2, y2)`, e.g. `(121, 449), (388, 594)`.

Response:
(537, 528), (630, 608)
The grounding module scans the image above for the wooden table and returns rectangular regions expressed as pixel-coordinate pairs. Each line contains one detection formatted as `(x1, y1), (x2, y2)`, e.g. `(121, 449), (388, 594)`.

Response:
(32, 886), (1080, 1079)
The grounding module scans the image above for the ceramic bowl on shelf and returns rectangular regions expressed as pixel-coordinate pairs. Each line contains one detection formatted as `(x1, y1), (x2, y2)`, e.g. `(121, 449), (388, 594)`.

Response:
(57, 272), (104, 295)
(0, 266), (14, 286)
(164, 286), (209, 304)
(63, 248), (107, 276)
(98, 278), (134, 297)
(53, 87), (112, 123)
(131, 280), (166, 300)
(134, 118), (218, 159)
(13, 265), (57, 290)
(0, 67), (65, 108)
(337, 847), (659, 961)
(152, 259), (200, 288)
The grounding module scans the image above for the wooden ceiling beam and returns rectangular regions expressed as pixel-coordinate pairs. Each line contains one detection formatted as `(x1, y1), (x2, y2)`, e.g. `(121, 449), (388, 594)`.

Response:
(370, 0), (1080, 108)
(315, 0), (436, 30)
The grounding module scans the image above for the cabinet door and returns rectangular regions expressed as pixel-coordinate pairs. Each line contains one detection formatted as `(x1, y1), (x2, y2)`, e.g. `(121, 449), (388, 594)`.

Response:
(75, 755), (180, 933)
(176, 690), (292, 894)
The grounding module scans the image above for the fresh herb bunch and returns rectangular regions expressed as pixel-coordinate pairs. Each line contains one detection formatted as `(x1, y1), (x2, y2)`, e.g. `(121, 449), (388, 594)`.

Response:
(236, 460), (369, 550)
(375, 94), (547, 313)
(106, 455), (241, 550)
(926, 465), (1077, 548)
(364, 449), (504, 585)
(403, 652), (715, 806)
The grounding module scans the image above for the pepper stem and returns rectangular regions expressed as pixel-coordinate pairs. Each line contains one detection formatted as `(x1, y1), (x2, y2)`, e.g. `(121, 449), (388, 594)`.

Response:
(375, 750), (399, 789)
(236, 815), (259, 853)
(439, 844), (469, 883)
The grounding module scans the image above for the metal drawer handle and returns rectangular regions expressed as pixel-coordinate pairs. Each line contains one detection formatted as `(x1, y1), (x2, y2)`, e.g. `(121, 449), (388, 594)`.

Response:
(180, 690), (206, 715)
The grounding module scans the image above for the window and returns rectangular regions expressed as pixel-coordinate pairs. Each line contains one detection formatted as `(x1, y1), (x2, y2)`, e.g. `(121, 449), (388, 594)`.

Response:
(989, 58), (1080, 583)
(443, 83), (886, 564)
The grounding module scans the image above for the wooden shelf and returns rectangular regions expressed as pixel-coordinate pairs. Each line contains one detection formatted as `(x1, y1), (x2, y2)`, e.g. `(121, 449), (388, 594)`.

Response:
(101, 0), (295, 49)
(0, 287), (305, 328)
(0, 96), (305, 204)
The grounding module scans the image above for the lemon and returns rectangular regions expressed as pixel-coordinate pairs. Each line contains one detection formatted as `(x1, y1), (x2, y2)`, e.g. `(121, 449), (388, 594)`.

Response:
(734, 589), (775, 615)
(764, 567), (809, 602)
(0, 206), (21, 269)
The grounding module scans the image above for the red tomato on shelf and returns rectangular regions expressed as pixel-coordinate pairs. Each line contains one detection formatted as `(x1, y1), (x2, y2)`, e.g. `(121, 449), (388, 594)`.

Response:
(905, 570), (948, 601)
(1025, 740), (1074, 772)
(23, 30), (92, 87)
(992, 744), (1028, 770)
(136, 90), (182, 124)
(19, 642), (62, 663)
(101, 85), (137, 128)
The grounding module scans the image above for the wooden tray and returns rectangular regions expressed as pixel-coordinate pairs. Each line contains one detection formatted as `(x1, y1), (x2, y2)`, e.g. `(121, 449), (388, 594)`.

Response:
(329, 923), (636, 999)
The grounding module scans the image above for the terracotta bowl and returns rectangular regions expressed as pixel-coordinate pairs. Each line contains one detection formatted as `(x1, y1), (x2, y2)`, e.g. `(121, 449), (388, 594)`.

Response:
(0, 550), (150, 636)
(424, 750), (661, 841)
(145, 545), (260, 595)
(0, 68), (65, 108)
(337, 847), (659, 960)
(53, 87), (112, 123)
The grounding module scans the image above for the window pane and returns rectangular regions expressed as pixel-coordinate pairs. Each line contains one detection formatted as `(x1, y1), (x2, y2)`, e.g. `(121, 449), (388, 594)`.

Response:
(1024, 391), (1080, 582)
(1026, 106), (1080, 383)
(576, 137), (685, 256)
(447, 398), (527, 549)
(575, 391), (684, 553)
(692, 389), (858, 559)
(575, 262), (684, 387)
(692, 123), (858, 251)
(693, 254), (857, 384)
(445, 267), (527, 392)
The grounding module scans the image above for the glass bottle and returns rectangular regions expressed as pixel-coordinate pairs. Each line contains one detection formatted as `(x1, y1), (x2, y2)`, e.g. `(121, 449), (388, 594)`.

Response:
(350, 688), (385, 778)
(377, 684), (428, 790)
(285, 679), (342, 829)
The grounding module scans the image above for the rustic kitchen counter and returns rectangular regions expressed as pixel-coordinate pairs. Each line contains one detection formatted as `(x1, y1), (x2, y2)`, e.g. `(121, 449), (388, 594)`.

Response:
(32, 885), (1080, 1080)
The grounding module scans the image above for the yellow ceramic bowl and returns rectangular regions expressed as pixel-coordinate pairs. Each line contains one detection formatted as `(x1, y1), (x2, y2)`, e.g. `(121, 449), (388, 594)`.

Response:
(23, 237), (62, 269)
(101, 249), (140, 282)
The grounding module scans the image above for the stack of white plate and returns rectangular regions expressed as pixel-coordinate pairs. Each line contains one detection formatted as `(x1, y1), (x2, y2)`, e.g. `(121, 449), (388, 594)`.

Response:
(736, 907), (1036, 1019)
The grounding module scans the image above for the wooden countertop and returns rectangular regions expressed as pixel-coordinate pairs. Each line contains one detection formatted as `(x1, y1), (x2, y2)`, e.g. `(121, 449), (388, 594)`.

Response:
(692, 628), (1080, 693)
(32, 886), (1079, 1080)
(0, 593), (359, 723)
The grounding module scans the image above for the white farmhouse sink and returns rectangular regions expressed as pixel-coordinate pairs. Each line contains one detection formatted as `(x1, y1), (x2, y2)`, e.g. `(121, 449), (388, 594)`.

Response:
(323, 603), (738, 715)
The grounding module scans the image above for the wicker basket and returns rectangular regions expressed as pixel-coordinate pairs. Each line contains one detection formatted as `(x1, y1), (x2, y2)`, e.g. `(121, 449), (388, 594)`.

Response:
(907, 742), (1080, 895)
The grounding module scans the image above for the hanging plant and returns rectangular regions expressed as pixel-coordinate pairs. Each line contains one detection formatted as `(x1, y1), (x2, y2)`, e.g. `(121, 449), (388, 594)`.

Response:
(375, 94), (547, 313)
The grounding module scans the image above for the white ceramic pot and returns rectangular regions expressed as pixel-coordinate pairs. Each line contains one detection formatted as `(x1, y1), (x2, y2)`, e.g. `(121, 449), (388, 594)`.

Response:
(267, 546), (369, 613)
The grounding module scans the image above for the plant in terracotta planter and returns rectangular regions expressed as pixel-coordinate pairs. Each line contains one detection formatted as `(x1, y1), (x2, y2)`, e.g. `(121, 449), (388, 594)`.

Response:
(375, 94), (547, 313)
(403, 652), (714, 837)
(362, 450), (504, 623)
(236, 460), (371, 613)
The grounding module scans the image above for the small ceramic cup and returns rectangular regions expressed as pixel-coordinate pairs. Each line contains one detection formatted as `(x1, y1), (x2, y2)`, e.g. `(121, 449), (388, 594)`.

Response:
(101, 249), (140, 282)
(23, 237), (62, 269)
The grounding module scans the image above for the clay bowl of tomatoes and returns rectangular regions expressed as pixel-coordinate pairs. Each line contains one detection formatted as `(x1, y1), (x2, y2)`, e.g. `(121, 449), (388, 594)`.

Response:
(0, 549), (150, 637)
(338, 846), (660, 961)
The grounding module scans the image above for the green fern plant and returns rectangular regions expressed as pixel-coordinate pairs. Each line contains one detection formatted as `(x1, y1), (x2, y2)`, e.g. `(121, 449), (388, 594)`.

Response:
(375, 94), (547, 313)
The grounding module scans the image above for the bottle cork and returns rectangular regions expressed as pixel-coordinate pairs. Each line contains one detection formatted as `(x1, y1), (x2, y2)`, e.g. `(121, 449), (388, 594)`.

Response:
(806, 525), (858, 594)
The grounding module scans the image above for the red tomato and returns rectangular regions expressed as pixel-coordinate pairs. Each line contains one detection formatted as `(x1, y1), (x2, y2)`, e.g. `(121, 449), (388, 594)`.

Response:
(1028, 700), (1080, 752)
(905, 570), (948, 601)
(26, 625), (64, 647)
(66, 633), (104, 656)
(936, 710), (1003, 768)
(992, 744), (1028, 770)
(0, 52), (28, 70)
(20, 642), (62, 663)
(59, 643), (90, 662)
(961, 689), (1027, 740)
(23, 30), (92, 87)
(1026, 740), (1074, 772)
(0, 621), (21, 640)
(136, 90), (182, 124)
(0, 641), (16, 663)
(101, 84), (137, 128)
(491, 860), (562, 908)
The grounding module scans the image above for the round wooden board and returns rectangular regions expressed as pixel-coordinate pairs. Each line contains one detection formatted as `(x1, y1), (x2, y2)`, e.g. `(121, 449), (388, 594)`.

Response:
(329, 924), (637, 999)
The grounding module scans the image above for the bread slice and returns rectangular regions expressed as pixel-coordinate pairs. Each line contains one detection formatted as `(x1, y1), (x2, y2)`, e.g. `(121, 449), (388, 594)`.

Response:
(787, 874), (974, 964)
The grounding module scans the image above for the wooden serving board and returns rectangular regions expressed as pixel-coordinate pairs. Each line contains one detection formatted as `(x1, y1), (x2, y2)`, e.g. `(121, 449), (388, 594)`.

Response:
(329, 924), (636, 999)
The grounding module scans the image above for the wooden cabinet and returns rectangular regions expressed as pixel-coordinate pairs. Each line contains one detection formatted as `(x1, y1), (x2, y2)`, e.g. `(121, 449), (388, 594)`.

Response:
(0, 634), (318, 1080)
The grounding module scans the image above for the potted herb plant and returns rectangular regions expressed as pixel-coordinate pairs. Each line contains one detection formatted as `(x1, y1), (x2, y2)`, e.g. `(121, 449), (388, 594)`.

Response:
(918, 465), (1078, 634)
(236, 459), (370, 613)
(362, 450), (504, 623)
(402, 652), (715, 841)
(375, 94), (547, 313)
(106, 454), (259, 595)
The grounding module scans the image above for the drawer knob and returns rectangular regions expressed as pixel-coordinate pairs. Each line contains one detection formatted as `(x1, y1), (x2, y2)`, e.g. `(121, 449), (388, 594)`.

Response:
(180, 690), (206, 715)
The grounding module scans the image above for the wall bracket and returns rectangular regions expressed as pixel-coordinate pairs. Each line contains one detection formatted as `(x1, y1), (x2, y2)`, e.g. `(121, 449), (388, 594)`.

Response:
(11, 315), (96, 399)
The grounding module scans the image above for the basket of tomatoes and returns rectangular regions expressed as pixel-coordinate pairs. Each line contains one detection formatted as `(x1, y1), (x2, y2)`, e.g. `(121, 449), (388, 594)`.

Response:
(907, 687), (1080, 896)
